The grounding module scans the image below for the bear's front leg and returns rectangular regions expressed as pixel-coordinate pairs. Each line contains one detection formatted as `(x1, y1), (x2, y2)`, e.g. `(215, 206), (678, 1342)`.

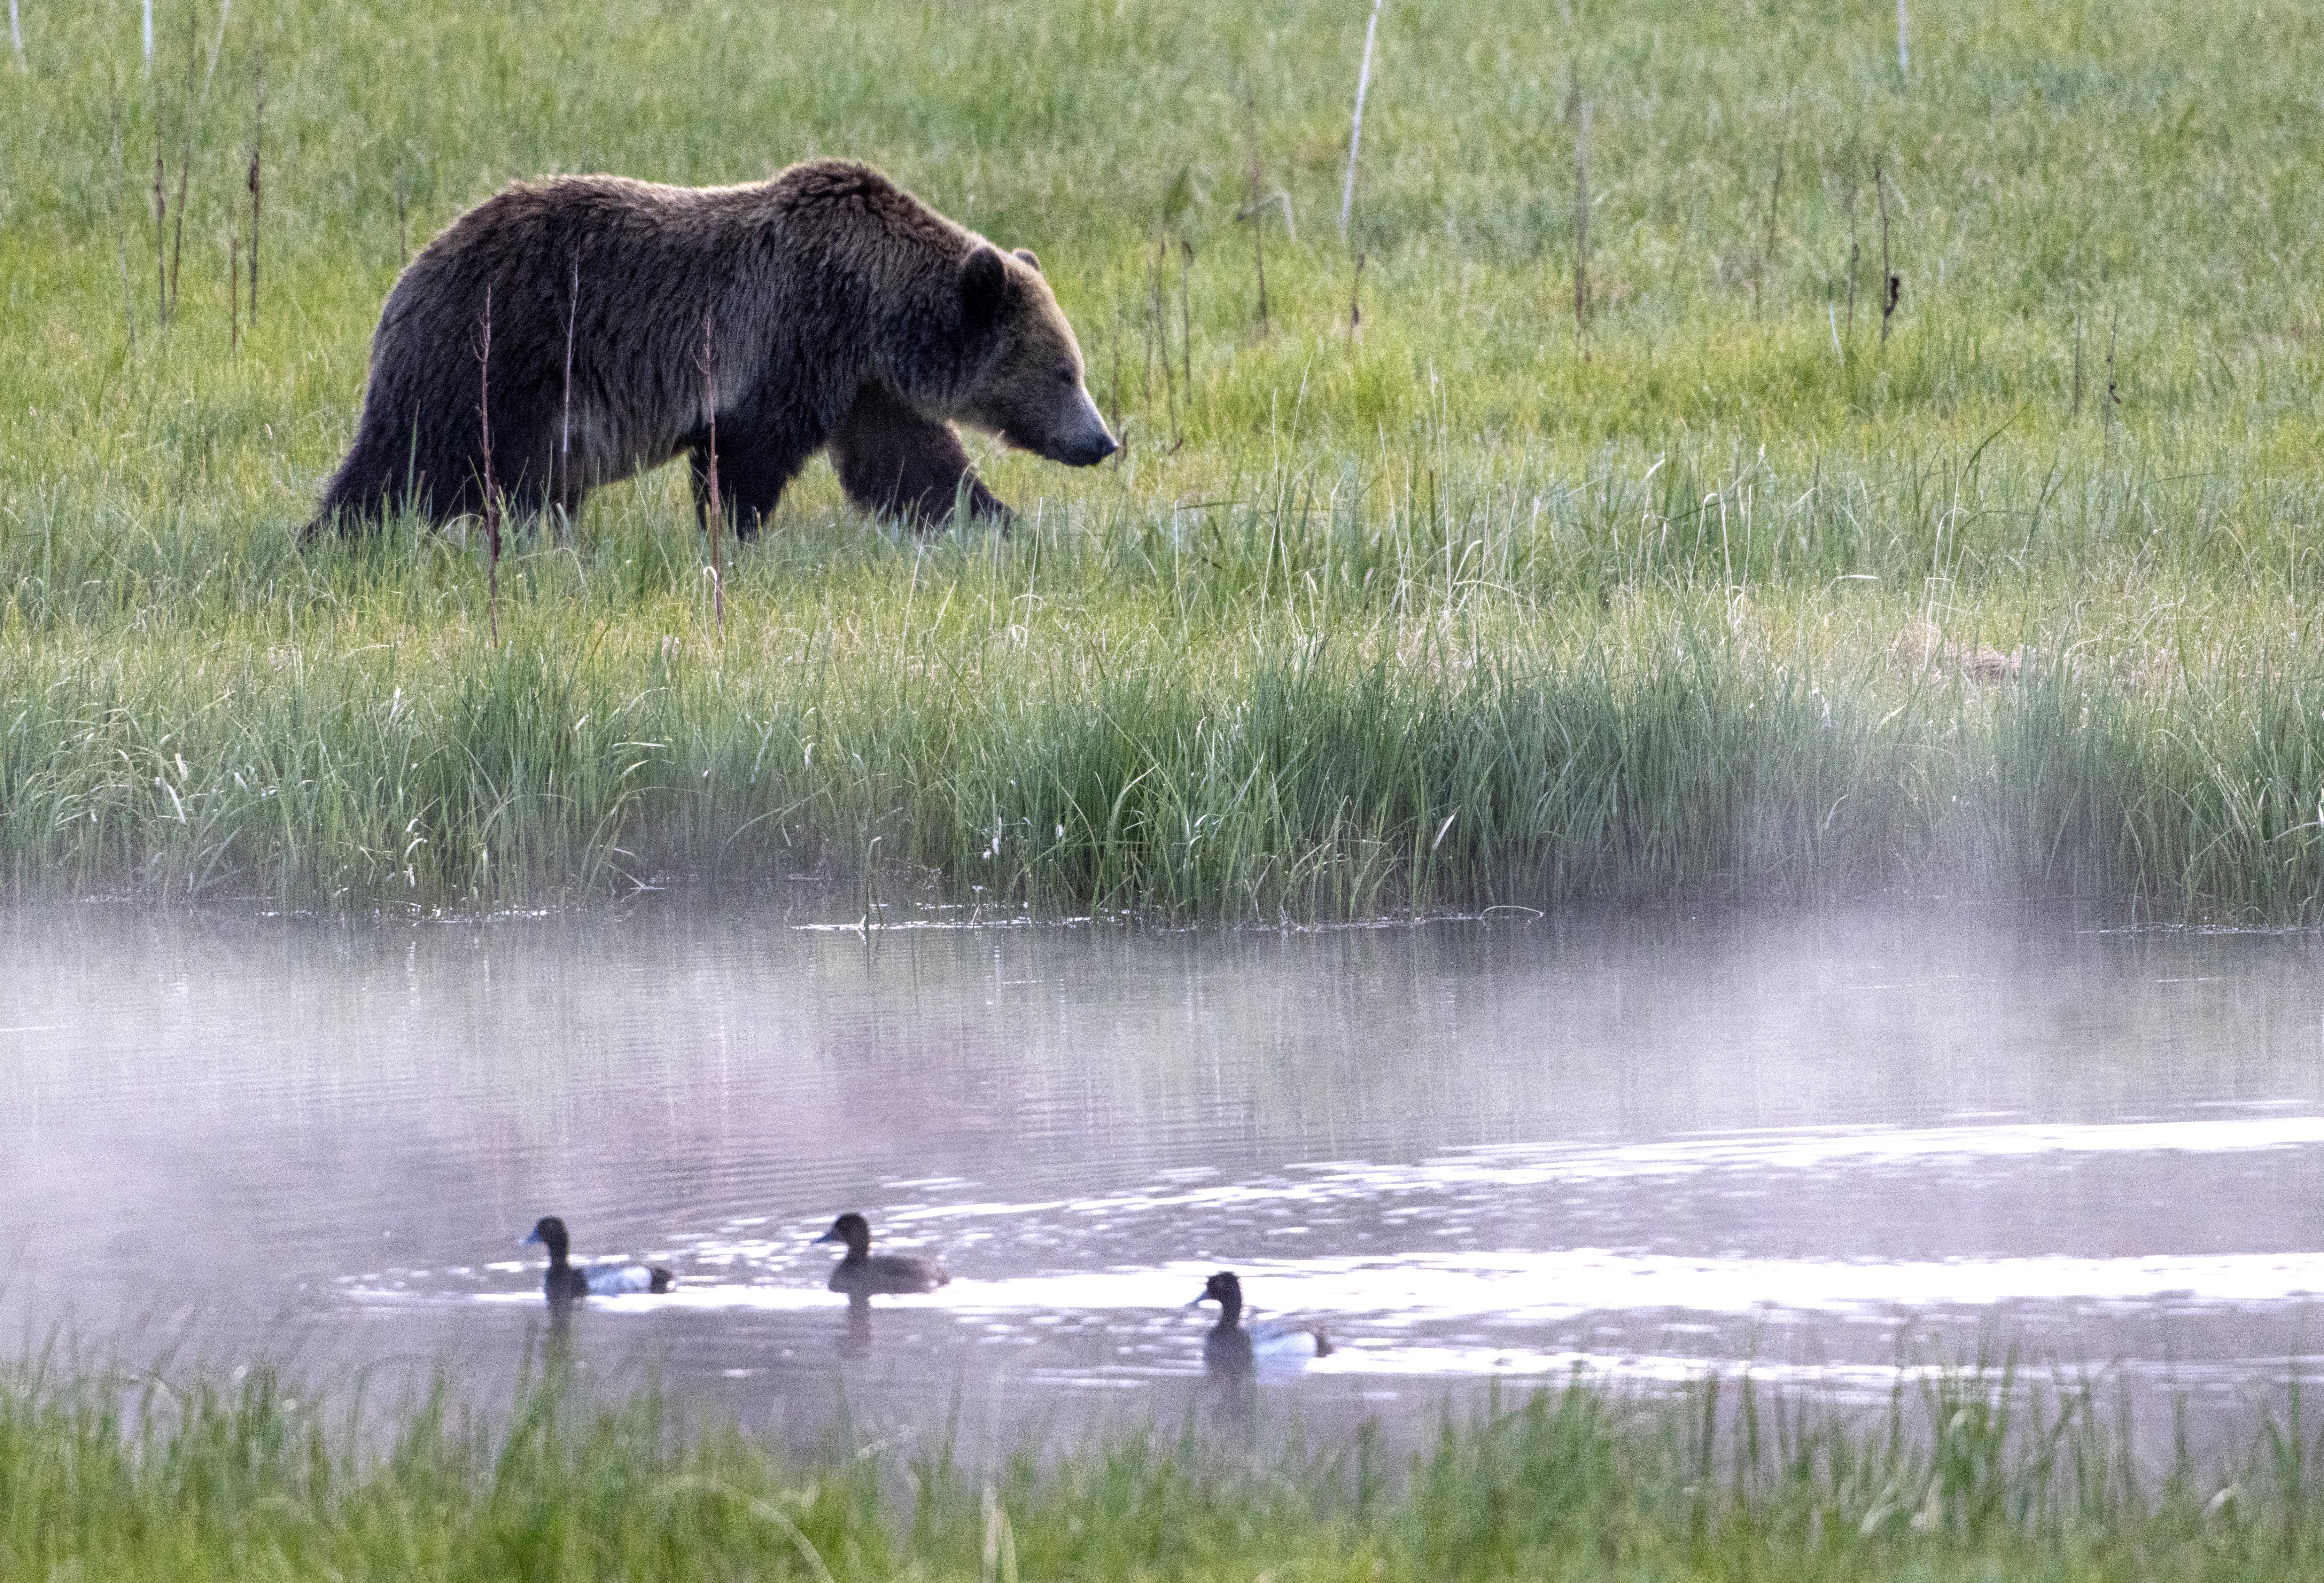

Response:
(827, 382), (1010, 531)
(689, 430), (813, 541)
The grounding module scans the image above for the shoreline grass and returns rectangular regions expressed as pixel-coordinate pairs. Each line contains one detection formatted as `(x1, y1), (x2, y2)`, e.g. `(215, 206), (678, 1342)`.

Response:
(6, 1356), (2322, 1581)
(5, 0), (2323, 917)
(10, 449), (2324, 919)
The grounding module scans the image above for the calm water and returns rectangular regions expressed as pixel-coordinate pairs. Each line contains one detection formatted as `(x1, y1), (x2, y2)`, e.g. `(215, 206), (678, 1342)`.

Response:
(6, 898), (2324, 1448)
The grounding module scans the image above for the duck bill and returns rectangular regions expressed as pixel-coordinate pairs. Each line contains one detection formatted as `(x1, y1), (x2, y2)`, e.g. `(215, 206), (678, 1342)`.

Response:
(520, 1232), (541, 1247)
(811, 1230), (842, 1245)
(1185, 1294), (1214, 1309)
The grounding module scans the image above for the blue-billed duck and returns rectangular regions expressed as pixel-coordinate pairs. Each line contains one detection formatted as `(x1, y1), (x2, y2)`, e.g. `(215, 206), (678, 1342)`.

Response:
(522, 1216), (674, 1301)
(814, 1212), (950, 1296)
(1190, 1270), (1332, 1377)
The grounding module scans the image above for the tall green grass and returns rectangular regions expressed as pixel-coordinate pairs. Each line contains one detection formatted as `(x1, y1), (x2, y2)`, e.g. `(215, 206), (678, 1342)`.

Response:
(11, 459), (2324, 917)
(5, 1357), (2321, 1581)
(3, 0), (2322, 914)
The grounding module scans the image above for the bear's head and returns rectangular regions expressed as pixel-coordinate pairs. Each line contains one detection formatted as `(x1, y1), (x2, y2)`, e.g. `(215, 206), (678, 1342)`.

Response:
(949, 245), (1118, 467)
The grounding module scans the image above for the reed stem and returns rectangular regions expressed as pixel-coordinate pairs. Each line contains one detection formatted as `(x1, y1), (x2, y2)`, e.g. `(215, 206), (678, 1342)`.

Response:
(1179, 237), (1192, 397)
(167, 6), (195, 325)
(1241, 81), (1269, 334)
(701, 309), (724, 639)
(1571, 68), (1590, 360)
(150, 130), (168, 330)
(478, 287), (499, 644)
(110, 75), (137, 354)
(1876, 156), (1897, 345)
(560, 251), (580, 527)
(246, 52), (261, 328)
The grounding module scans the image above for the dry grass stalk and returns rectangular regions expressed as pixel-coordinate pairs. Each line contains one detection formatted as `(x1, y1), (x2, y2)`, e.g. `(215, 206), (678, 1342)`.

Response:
(1240, 82), (1269, 334)
(700, 309), (724, 639)
(1570, 67), (1590, 360)
(9, 0), (22, 71)
(1150, 235), (1179, 450)
(1109, 301), (1123, 456)
(246, 52), (261, 327)
(201, 1), (231, 92)
(110, 75), (137, 354)
(477, 286), (500, 643)
(1179, 237), (1192, 396)
(228, 224), (239, 354)
(2103, 306), (2120, 467)
(396, 161), (409, 266)
(1755, 132), (1785, 318)
(2072, 318), (2083, 418)
(1348, 250), (1366, 339)
(1844, 166), (1860, 339)
(1896, 0), (1909, 76)
(167, 6), (195, 325)
(559, 250), (580, 522)
(142, 0), (153, 72)
(1876, 156), (1898, 345)
(1338, 0), (1383, 241)
(1140, 259), (1155, 410)
(151, 129), (167, 328)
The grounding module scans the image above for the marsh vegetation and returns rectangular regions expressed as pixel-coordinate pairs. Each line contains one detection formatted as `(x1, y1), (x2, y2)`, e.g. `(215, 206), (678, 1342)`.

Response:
(5, 0), (2322, 915)
(10, 1359), (2324, 1583)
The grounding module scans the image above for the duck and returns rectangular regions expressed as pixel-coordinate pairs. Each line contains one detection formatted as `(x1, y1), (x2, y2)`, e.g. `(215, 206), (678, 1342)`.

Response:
(813, 1212), (950, 1296)
(1189, 1270), (1333, 1379)
(521, 1216), (674, 1301)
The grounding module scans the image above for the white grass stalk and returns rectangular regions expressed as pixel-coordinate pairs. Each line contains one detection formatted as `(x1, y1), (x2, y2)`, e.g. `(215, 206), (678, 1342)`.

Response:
(560, 252), (578, 517)
(1337, 0), (1383, 241)
(1572, 89), (1590, 360)
(1896, 0), (1909, 76)
(10, 0), (23, 71)
(202, 0), (231, 99)
(142, 0), (153, 72)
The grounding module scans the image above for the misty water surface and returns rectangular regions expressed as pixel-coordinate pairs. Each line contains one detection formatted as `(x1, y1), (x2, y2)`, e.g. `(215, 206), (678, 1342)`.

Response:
(5, 898), (2324, 1447)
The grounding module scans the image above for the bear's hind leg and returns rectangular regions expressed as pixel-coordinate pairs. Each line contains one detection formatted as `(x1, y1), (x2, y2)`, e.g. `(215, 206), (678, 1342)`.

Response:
(828, 382), (1008, 531)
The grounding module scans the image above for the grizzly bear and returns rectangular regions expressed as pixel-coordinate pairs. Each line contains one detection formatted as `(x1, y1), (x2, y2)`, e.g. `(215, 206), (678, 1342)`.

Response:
(308, 159), (1116, 538)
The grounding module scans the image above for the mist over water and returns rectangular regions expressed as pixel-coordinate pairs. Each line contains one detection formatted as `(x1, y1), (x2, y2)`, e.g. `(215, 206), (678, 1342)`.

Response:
(5, 897), (2324, 1446)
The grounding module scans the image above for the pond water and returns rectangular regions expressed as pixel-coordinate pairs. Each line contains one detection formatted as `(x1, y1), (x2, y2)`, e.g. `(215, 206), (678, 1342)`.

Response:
(6, 897), (2324, 1453)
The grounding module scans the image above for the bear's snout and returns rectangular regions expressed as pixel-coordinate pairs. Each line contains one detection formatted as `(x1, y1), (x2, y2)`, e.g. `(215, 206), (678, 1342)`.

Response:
(1060, 429), (1119, 467)
(1049, 392), (1119, 467)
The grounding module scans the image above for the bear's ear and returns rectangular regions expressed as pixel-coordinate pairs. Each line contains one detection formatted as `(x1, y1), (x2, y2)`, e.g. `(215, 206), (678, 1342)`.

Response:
(1013, 248), (1041, 274)
(961, 245), (1010, 336)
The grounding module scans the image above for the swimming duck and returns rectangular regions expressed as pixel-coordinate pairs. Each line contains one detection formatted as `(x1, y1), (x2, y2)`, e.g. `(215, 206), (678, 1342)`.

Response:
(1189, 1270), (1332, 1378)
(521, 1216), (674, 1301)
(813, 1212), (950, 1296)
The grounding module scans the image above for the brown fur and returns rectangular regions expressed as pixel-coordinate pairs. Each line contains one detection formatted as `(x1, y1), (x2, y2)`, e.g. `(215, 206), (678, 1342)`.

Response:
(309, 161), (1114, 539)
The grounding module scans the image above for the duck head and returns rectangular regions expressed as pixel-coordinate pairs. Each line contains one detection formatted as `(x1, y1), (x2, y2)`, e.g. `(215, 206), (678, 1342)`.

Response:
(814, 1212), (872, 1258)
(522, 1216), (572, 1264)
(1189, 1270), (1244, 1324)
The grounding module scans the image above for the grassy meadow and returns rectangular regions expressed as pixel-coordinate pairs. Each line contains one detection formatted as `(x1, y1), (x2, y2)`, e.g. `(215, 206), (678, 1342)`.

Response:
(11, 1358), (2324, 1583)
(5, 0), (2324, 914)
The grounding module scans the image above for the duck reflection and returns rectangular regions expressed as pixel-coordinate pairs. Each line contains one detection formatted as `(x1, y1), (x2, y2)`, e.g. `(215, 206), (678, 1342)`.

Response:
(838, 1294), (875, 1358)
(533, 1299), (578, 1383)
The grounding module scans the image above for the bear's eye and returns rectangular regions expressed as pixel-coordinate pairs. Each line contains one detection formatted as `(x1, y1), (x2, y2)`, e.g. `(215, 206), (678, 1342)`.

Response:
(1058, 368), (1077, 387)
